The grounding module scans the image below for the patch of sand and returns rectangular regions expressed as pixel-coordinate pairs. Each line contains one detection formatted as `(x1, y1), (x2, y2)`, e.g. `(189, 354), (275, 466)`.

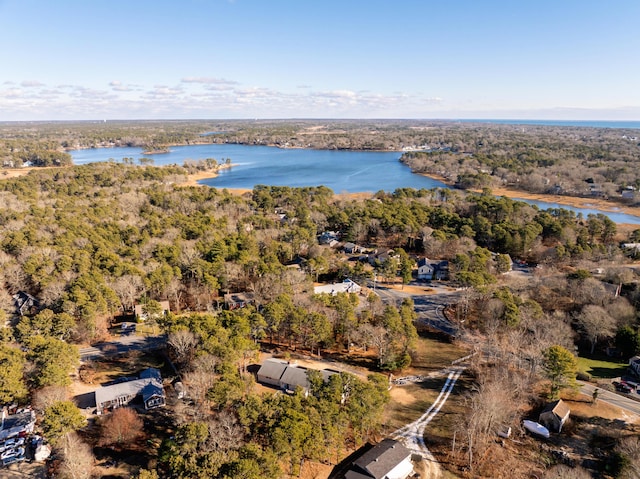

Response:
(389, 385), (419, 406)
(490, 186), (640, 219)
(0, 166), (59, 179)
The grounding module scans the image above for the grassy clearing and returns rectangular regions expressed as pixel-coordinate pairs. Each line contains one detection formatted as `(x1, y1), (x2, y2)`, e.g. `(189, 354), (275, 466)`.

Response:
(407, 333), (470, 374)
(382, 333), (470, 433)
(423, 377), (471, 448)
(384, 381), (444, 431)
(576, 356), (628, 379)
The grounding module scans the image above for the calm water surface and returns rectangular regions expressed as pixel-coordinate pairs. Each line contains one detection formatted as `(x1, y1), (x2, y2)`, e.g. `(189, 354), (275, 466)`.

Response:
(70, 144), (640, 224)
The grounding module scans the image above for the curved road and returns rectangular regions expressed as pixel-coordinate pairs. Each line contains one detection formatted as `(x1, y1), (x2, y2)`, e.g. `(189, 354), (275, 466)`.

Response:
(580, 381), (640, 417)
(371, 281), (462, 337)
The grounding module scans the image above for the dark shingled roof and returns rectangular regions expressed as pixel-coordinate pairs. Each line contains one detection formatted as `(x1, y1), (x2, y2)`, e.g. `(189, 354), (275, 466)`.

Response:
(348, 438), (412, 479)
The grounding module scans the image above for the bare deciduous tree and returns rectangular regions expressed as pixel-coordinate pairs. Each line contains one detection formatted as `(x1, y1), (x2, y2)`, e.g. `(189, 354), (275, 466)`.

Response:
(57, 432), (95, 479)
(181, 353), (219, 420)
(575, 304), (617, 354)
(616, 435), (640, 479)
(109, 274), (145, 314)
(168, 329), (198, 368)
(98, 407), (145, 447)
(206, 409), (244, 451)
(33, 385), (68, 413)
(455, 367), (522, 473)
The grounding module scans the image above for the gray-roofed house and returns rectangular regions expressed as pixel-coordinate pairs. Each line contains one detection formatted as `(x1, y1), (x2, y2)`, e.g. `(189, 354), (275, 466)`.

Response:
(256, 360), (337, 394)
(0, 410), (36, 441)
(223, 292), (255, 310)
(345, 438), (414, 479)
(279, 365), (312, 392)
(95, 369), (166, 414)
(256, 358), (289, 387)
(417, 258), (434, 280)
(343, 242), (360, 254)
(539, 399), (571, 433)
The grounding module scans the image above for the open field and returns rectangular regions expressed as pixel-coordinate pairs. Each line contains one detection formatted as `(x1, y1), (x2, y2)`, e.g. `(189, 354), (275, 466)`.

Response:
(576, 356), (629, 379)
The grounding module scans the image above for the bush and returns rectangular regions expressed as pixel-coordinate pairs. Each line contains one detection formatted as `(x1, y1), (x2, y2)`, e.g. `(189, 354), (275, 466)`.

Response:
(576, 371), (592, 382)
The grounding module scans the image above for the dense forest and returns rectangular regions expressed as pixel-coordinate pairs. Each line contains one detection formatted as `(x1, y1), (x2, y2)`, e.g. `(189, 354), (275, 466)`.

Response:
(0, 121), (640, 478)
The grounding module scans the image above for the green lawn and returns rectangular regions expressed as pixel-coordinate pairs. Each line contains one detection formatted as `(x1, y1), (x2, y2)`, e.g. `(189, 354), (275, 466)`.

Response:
(577, 356), (628, 379)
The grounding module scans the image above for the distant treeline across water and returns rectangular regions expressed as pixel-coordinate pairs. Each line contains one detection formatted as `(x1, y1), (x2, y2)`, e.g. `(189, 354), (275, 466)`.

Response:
(70, 143), (640, 224)
(459, 119), (640, 129)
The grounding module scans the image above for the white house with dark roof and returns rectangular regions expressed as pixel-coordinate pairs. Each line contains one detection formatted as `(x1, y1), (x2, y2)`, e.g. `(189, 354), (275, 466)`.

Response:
(417, 258), (434, 280)
(345, 438), (414, 479)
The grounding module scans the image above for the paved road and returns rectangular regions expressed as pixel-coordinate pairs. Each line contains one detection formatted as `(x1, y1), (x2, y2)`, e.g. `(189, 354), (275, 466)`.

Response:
(79, 334), (167, 361)
(580, 381), (640, 417)
(370, 281), (462, 337)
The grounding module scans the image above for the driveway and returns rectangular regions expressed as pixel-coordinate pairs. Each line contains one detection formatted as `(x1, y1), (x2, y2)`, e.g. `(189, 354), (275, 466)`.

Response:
(369, 281), (462, 337)
(79, 334), (167, 361)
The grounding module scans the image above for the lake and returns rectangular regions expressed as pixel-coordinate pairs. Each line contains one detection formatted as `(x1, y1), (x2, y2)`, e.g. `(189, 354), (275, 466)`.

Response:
(70, 143), (640, 224)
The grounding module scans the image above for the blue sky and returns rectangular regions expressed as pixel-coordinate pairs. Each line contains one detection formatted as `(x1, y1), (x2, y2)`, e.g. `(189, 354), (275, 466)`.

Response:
(1, 0), (639, 121)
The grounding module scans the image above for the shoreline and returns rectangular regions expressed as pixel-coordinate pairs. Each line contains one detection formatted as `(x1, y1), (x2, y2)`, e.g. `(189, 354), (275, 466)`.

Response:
(418, 172), (640, 221)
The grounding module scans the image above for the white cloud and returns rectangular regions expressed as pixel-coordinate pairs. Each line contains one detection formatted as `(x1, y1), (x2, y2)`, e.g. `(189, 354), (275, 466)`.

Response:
(0, 76), (451, 120)
(20, 80), (45, 88)
(181, 77), (238, 86)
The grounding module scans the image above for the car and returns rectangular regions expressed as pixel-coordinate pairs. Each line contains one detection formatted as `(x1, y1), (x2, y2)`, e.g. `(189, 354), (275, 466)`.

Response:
(1, 446), (25, 460)
(2, 455), (24, 466)
(2, 437), (25, 450)
(615, 383), (633, 393)
(0, 437), (25, 453)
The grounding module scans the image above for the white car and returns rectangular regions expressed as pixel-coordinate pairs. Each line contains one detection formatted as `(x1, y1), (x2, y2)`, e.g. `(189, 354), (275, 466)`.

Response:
(2, 437), (25, 450)
(1, 446), (25, 460)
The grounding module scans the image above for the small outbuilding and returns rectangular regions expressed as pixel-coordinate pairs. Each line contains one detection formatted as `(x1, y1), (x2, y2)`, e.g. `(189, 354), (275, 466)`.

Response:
(539, 399), (571, 433)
